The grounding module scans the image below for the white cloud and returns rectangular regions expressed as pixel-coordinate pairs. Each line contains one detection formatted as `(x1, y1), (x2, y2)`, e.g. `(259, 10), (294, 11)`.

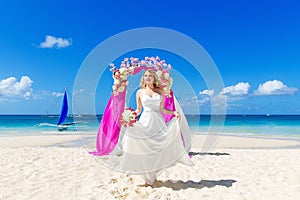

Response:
(39, 35), (72, 48)
(178, 95), (210, 107)
(220, 82), (251, 97)
(73, 89), (85, 95)
(254, 80), (298, 96)
(190, 89), (214, 106)
(199, 89), (214, 96)
(51, 92), (64, 97)
(37, 89), (84, 99)
(31, 90), (66, 99)
(198, 97), (210, 105)
(191, 96), (210, 105)
(0, 76), (33, 99)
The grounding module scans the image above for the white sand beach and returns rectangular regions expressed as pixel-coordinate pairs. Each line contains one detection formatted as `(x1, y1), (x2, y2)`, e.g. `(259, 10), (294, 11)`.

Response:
(0, 133), (300, 200)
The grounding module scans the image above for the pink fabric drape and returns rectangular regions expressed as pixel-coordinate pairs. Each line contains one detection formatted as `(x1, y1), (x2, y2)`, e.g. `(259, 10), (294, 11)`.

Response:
(89, 90), (126, 156)
(161, 90), (175, 123)
(161, 90), (186, 147)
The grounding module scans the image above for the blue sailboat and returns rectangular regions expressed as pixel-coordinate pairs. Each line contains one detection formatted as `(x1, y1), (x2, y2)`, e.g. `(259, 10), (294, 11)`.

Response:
(57, 90), (71, 131)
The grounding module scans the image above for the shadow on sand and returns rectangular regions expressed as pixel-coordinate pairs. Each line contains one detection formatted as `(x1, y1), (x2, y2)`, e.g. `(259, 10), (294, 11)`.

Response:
(189, 152), (231, 156)
(151, 179), (237, 190)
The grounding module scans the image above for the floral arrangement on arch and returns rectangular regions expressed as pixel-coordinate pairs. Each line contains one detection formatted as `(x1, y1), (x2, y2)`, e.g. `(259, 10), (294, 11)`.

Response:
(120, 108), (138, 127)
(109, 56), (173, 97)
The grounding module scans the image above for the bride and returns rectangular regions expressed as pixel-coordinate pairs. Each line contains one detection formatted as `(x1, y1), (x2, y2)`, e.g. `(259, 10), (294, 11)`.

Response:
(119, 69), (194, 186)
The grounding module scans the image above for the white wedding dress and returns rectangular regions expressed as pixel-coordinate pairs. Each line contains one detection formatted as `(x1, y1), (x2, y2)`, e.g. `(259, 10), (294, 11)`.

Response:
(119, 94), (194, 184)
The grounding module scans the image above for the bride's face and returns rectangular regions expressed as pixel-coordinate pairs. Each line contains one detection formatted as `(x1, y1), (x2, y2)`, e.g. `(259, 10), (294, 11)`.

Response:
(143, 71), (154, 85)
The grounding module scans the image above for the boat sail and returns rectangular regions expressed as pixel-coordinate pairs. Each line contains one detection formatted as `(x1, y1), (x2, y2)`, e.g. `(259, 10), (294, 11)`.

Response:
(57, 90), (70, 131)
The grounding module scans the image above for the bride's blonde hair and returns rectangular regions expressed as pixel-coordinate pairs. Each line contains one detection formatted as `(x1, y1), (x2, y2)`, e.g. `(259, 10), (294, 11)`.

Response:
(140, 70), (162, 93)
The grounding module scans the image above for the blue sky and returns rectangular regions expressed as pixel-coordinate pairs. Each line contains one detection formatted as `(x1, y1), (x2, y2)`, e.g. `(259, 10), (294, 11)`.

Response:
(0, 0), (299, 114)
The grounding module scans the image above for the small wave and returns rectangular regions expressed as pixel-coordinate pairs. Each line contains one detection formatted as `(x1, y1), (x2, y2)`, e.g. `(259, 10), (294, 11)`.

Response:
(37, 123), (57, 127)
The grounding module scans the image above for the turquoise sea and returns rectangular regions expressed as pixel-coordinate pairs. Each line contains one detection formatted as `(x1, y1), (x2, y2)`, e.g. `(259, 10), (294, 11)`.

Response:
(0, 115), (300, 136)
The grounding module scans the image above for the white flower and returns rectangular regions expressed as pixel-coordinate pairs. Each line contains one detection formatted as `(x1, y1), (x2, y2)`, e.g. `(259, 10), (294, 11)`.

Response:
(120, 74), (127, 80)
(119, 68), (127, 74)
(156, 70), (162, 77)
(114, 79), (120, 85)
(121, 108), (137, 127)
(128, 66), (135, 73)
(164, 72), (170, 79)
(122, 111), (130, 122)
(118, 86), (125, 92)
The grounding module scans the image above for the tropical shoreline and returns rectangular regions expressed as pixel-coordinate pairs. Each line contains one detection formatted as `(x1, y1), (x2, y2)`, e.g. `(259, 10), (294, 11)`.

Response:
(1, 132), (299, 149)
(0, 133), (299, 199)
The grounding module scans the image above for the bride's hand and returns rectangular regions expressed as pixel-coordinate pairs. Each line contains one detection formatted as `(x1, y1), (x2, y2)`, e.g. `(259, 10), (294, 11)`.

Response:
(174, 111), (181, 119)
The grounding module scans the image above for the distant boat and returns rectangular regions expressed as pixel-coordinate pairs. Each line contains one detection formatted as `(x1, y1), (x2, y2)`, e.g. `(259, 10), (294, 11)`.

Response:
(57, 90), (75, 131)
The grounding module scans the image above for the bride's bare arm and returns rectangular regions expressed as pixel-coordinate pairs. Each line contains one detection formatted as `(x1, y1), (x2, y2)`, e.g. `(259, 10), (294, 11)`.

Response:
(135, 90), (142, 116)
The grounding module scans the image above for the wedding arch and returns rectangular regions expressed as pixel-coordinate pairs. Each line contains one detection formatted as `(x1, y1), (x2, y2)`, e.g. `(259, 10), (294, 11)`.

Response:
(90, 56), (191, 156)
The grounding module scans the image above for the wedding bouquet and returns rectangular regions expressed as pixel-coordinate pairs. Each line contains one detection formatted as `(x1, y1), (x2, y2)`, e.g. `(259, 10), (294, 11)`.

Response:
(120, 108), (138, 127)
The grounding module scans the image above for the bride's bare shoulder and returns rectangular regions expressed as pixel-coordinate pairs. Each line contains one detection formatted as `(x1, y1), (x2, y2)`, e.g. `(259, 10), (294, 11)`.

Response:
(136, 89), (144, 96)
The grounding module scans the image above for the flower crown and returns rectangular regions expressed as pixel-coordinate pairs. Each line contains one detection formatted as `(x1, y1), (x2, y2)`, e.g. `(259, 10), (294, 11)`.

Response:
(109, 56), (173, 97)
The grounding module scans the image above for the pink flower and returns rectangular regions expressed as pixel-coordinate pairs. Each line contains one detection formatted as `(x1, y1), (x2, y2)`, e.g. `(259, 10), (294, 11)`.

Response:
(121, 81), (127, 86)
(114, 71), (120, 79)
